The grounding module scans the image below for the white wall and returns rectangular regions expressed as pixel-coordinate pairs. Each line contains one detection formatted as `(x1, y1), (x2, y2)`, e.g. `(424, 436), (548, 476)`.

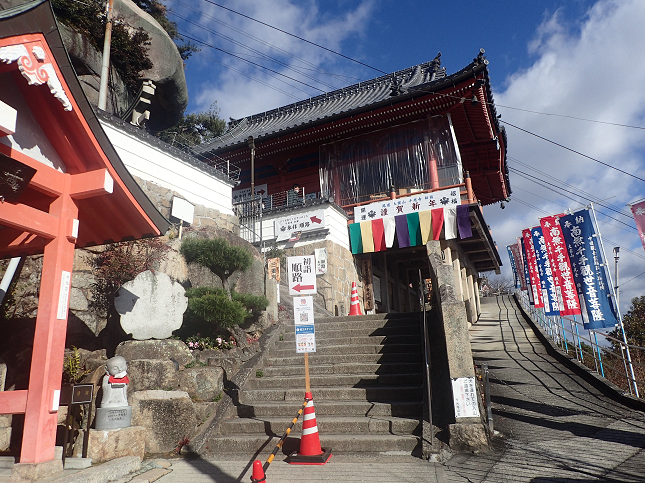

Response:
(101, 120), (235, 215)
(256, 202), (350, 251)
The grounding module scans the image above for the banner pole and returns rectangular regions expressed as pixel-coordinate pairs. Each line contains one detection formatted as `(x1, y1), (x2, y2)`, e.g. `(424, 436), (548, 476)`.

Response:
(589, 204), (639, 397)
(304, 353), (311, 393)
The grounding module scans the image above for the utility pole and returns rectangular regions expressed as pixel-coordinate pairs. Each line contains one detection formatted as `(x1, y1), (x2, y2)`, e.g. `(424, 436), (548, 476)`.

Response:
(98, 0), (115, 111)
(613, 247), (620, 310)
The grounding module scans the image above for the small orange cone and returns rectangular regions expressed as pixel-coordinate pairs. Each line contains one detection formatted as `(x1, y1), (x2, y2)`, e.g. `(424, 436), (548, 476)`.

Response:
(250, 460), (266, 482)
(348, 281), (362, 316)
(287, 392), (332, 465)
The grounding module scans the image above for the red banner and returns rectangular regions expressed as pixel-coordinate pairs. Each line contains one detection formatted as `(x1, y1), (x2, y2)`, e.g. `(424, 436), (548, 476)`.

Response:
(540, 216), (581, 316)
(522, 228), (543, 308)
(631, 200), (645, 253)
(510, 242), (527, 291)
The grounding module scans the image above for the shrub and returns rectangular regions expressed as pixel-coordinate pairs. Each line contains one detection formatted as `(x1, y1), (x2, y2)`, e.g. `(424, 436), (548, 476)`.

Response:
(187, 293), (246, 329)
(231, 291), (269, 317)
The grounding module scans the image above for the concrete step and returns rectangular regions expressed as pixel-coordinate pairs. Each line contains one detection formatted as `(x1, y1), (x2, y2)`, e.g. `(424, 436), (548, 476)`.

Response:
(219, 416), (421, 436)
(279, 325), (420, 338)
(261, 362), (422, 377)
(203, 433), (420, 455)
(246, 372), (423, 389)
(239, 385), (423, 403)
(287, 318), (420, 331)
(315, 313), (421, 324)
(265, 350), (422, 366)
(276, 334), (420, 346)
(231, 400), (422, 418)
(270, 344), (421, 359)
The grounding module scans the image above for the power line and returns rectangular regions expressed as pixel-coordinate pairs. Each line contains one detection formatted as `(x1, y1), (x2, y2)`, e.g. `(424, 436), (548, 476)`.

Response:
(199, 0), (388, 75)
(169, 0), (362, 83)
(502, 120), (645, 183)
(179, 31), (326, 93)
(509, 157), (632, 218)
(621, 271), (645, 287)
(497, 105), (645, 130)
(509, 167), (637, 230)
(170, 10), (341, 91)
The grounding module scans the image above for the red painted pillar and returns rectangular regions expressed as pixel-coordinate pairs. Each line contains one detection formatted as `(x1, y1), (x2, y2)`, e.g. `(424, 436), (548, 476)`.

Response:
(429, 155), (440, 190)
(20, 175), (77, 463)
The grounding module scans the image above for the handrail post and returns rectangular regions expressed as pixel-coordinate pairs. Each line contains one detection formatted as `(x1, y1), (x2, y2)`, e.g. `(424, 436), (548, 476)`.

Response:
(418, 269), (433, 454)
(483, 362), (493, 433)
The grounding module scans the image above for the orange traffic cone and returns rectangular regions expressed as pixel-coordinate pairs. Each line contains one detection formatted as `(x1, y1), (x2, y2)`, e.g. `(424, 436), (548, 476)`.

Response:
(287, 392), (332, 465)
(250, 460), (266, 482)
(348, 281), (362, 316)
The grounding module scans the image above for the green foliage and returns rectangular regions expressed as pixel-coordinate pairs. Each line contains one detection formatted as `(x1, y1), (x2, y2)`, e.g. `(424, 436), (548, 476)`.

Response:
(608, 296), (645, 350)
(214, 392), (222, 402)
(232, 291), (269, 316)
(255, 370), (264, 378)
(180, 237), (253, 300)
(152, 103), (227, 147)
(185, 333), (234, 351)
(187, 293), (246, 328)
(265, 243), (286, 270)
(52, 0), (153, 90)
(87, 238), (169, 317)
(62, 347), (92, 384)
(185, 359), (207, 368)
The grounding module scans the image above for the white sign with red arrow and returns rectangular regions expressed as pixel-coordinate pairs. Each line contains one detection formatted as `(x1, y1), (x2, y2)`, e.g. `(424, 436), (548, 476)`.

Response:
(287, 255), (317, 296)
(274, 209), (325, 242)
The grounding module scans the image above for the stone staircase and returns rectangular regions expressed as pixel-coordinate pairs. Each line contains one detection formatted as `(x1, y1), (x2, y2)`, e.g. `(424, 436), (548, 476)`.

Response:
(204, 313), (424, 456)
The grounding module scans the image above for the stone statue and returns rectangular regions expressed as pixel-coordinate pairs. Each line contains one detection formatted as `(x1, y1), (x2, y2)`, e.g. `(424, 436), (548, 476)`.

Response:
(95, 356), (132, 430)
(100, 356), (129, 408)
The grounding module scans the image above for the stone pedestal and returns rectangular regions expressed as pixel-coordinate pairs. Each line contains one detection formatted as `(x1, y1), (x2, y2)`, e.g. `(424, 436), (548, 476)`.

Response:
(11, 458), (63, 481)
(83, 426), (146, 463)
(95, 406), (132, 430)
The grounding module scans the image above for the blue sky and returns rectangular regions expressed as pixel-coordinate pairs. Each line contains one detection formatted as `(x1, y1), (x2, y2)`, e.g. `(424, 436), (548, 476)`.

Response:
(166, 0), (645, 314)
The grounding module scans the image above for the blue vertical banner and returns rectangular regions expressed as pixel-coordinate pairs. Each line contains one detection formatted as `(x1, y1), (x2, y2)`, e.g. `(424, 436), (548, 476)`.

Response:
(559, 209), (617, 329)
(531, 226), (561, 316)
(507, 245), (520, 288)
(521, 239), (534, 304)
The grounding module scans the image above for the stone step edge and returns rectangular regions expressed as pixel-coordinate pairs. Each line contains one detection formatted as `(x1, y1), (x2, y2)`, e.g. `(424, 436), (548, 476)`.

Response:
(45, 456), (142, 483)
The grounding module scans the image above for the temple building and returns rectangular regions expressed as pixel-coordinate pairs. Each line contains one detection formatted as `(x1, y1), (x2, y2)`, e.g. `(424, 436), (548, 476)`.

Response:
(195, 49), (509, 318)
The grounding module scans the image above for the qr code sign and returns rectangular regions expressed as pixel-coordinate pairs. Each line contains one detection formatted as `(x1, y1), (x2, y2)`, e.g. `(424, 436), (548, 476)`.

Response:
(300, 313), (308, 323)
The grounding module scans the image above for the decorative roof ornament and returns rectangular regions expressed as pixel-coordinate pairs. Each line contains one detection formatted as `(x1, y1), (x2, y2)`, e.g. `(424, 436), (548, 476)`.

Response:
(430, 52), (442, 70)
(389, 75), (406, 97)
(473, 48), (488, 66)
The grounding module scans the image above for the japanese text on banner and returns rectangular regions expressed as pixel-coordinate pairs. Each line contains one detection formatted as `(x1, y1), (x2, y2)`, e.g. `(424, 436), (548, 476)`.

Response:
(522, 228), (543, 308)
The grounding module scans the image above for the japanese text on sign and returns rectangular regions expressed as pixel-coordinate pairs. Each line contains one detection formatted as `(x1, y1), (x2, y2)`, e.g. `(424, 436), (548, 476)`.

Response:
(452, 377), (480, 418)
(354, 187), (460, 222)
(287, 255), (317, 295)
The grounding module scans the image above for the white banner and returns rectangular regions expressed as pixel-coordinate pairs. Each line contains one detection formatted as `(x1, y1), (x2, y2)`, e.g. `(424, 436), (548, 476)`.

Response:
(354, 187), (460, 222)
(314, 248), (327, 275)
(275, 209), (326, 241)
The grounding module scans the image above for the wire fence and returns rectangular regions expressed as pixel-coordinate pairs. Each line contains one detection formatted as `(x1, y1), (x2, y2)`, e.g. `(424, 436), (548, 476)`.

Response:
(515, 290), (645, 399)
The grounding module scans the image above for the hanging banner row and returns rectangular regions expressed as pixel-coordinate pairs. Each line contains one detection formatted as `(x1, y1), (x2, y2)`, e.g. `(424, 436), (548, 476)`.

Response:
(507, 208), (618, 330)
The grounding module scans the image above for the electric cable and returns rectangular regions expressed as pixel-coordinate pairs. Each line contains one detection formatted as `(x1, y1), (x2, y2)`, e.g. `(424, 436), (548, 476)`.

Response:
(170, 10), (341, 91)
(199, 0), (388, 75)
(168, 0), (361, 82)
(178, 31), (326, 93)
(502, 121), (645, 183)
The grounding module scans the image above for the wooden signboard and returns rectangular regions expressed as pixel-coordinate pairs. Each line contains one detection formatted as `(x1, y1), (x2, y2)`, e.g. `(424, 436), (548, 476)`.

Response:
(361, 258), (374, 311)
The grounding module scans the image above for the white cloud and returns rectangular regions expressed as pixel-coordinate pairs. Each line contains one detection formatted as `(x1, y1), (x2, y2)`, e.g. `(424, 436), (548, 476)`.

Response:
(179, 0), (374, 119)
(488, 0), (645, 313)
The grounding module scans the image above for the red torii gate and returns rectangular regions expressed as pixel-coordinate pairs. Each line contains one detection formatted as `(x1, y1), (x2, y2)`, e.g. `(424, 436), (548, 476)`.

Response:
(0, 1), (168, 466)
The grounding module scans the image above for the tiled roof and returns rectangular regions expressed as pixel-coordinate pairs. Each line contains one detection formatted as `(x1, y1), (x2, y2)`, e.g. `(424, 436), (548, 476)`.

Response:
(194, 53), (453, 154)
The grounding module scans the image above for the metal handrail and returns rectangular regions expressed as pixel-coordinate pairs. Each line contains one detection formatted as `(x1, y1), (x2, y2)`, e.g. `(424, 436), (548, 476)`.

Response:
(515, 290), (644, 398)
(418, 269), (433, 450)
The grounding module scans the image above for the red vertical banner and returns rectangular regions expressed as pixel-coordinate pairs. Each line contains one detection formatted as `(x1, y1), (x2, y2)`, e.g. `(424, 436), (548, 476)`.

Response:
(630, 200), (645, 253)
(540, 216), (581, 316)
(522, 228), (544, 308)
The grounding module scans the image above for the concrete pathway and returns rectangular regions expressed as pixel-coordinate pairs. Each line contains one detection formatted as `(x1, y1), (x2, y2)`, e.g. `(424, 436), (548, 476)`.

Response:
(155, 295), (645, 482)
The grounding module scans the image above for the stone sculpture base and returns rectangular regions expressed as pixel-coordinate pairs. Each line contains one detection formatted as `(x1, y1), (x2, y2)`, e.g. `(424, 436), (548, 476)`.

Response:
(83, 426), (146, 463)
(95, 406), (132, 430)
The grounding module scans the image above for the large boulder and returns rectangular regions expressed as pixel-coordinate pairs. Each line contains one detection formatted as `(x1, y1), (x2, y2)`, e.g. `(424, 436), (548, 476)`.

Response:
(127, 359), (178, 392)
(116, 339), (194, 366)
(130, 390), (197, 453)
(81, 426), (146, 463)
(115, 271), (188, 340)
(176, 367), (224, 402)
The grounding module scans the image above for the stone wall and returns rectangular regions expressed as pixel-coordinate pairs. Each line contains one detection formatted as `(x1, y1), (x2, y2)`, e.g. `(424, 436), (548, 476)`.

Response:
(134, 177), (239, 234)
(283, 239), (362, 316)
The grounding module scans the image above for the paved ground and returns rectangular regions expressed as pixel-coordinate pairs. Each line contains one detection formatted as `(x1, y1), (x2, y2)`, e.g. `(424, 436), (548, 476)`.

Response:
(154, 295), (645, 482)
